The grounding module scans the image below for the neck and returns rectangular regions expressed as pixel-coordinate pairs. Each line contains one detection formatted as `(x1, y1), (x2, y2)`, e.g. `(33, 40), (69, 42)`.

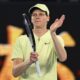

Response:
(33, 27), (48, 37)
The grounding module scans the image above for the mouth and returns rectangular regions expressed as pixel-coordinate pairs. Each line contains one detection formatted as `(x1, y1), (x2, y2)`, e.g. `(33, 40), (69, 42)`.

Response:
(35, 21), (41, 23)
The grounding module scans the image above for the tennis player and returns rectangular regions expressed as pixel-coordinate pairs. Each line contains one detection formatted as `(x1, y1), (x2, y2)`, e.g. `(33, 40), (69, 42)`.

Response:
(11, 3), (67, 80)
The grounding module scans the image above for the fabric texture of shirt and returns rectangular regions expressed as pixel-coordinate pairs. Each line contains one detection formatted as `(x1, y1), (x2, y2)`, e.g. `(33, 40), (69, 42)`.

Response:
(11, 30), (64, 80)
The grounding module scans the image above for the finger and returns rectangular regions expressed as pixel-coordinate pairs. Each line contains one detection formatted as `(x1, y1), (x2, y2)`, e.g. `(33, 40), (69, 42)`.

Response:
(31, 52), (38, 56)
(32, 54), (38, 58)
(30, 56), (38, 63)
(60, 14), (65, 21)
(31, 53), (38, 58)
(31, 57), (38, 61)
(31, 52), (37, 54)
(54, 18), (59, 22)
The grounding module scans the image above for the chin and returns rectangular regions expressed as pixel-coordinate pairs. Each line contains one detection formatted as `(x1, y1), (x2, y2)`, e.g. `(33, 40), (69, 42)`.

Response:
(34, 24), (42, 28)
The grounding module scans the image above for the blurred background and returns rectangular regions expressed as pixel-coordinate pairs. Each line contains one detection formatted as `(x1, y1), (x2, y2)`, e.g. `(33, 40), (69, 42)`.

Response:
(0, 0), (80, 80)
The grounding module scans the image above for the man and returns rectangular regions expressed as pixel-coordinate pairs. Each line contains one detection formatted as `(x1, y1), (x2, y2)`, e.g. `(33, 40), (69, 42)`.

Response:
(11, 3), (67, 80)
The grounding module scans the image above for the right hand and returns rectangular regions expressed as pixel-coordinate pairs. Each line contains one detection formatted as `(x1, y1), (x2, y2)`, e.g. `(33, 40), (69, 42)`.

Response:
(29, 52), (38, 64)
(50, 15), (65, 33)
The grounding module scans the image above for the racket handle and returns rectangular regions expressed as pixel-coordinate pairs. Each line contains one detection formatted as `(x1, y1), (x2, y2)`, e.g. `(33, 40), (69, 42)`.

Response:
(32, 49), (41, 76)
(35, 60), (42, 77)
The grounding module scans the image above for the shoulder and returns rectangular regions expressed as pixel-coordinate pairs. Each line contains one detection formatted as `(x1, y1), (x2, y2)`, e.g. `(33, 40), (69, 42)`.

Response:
(17, 35), (28, 41)
(18, 34), (28, 39)
(15, 35), (29, 44)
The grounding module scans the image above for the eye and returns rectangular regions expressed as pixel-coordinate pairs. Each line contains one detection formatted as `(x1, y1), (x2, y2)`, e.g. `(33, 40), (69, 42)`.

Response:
(32, 13), (46, 17)
(32, 14), (37, 17)
(39, 13), (45, 16)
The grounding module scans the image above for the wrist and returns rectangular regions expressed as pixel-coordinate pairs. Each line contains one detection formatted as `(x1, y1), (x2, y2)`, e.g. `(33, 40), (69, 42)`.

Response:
(50, 31), (56, 37)
(24, 60), (32, 66)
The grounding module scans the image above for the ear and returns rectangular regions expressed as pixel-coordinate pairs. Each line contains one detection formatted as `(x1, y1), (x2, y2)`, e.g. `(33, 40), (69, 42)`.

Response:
(31, 17), (33, 23)
(47, 16), (50, 22)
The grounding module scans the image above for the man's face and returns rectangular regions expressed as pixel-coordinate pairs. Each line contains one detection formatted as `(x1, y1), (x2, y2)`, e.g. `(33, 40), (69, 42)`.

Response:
(31, 9), (50, 28)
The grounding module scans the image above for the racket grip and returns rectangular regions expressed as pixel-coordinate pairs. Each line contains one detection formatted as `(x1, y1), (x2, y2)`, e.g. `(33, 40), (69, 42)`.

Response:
(35, 60), (41, 76)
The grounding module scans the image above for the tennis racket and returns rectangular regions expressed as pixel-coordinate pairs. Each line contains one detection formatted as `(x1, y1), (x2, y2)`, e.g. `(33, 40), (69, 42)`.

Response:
(22, 13), (41, 76)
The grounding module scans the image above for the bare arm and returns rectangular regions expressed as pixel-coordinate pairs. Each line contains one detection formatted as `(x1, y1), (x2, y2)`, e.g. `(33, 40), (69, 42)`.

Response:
(50, 15), (67, 62)
(51, 32), (67, 62)
(12, 58), (31, 77)
(12, 52), (38, 77)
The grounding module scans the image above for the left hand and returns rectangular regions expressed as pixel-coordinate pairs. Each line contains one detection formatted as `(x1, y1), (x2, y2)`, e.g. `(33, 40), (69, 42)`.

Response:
(50, 14), (65, 33)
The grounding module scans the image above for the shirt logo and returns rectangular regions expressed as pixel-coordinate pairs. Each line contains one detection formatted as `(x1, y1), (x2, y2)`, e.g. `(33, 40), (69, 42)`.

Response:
(44, 42), (50, 45)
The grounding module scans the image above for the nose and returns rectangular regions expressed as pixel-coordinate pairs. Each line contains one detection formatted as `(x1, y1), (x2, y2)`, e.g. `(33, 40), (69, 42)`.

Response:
(34, 15), (41, 20)
(35, 14), (41, 18)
